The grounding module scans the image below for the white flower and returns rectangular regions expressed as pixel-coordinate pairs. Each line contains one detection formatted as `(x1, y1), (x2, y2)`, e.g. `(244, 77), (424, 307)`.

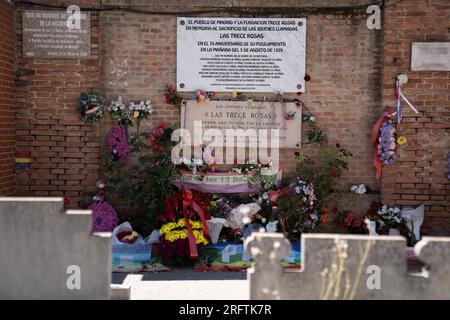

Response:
(262, 192), (269, 200)
(310, 116), (315, 122)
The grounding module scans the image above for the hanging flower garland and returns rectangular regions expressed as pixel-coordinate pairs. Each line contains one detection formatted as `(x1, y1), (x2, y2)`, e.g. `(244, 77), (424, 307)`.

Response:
(106, 125), (129, 163)
(78, 93), (105, 123)
(371, 107), (396, 179)
(377, 119), (397, 165)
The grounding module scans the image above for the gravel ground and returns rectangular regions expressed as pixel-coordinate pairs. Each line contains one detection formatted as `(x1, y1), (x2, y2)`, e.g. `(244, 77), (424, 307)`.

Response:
(112, 268), (249, 300)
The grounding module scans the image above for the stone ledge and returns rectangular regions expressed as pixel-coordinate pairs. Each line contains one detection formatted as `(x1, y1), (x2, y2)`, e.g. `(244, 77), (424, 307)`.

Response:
(102, 0), (374, 9)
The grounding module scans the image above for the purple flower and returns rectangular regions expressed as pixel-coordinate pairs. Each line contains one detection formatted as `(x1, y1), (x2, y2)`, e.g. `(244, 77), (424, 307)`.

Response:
(106, 125), (129, 163)
(88, 201), (119, 232)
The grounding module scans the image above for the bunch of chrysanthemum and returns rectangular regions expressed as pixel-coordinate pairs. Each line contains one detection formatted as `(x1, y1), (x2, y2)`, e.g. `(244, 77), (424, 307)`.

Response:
(106, 125), (129, 163)
(378, 119), (397, 164)
(157, 190), (211, 259)
(88, 200), (119, 232)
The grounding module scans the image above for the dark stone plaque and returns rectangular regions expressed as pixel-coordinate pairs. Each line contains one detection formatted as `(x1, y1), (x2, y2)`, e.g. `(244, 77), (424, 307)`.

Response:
(22, 10), (90, 59)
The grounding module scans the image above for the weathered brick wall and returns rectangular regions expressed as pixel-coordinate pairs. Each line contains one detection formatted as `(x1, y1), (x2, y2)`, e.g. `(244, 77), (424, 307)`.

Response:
(0, 0), (15, 196)
(14, 4), (102, 206)
(9, 1), (449, 235)
(100, 11), (382, 192)
(381, 0), (450, 234)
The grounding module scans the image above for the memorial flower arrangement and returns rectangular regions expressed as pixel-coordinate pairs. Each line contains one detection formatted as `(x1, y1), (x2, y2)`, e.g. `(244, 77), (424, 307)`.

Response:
(107, 96), (132, 126)
(128, 100), (154, 120)
(277, 177), (318, 239)
(336, 210), (366, 234)
(78, 93), (105, 123)
(88, 180), (119, 232)
(157, 189), (211, 261)
(192, 89), (215, 103)
(378, 119), (397, 164)
(164, 85), (183, 109)
(350, 184), (367, 195)
(296, 143), (352, 208)
(369, 204), (408, 235)
(106, 125), (129, 163)
(149, 123), (174, 153)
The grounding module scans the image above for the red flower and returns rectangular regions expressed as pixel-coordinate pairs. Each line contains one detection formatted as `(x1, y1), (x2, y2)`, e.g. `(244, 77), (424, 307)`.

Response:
(330, 170), (337, 177)
(352, 219), (362, 228)
(157, 128), (164, 136)
(159, 122), (168, 129)
(64, 197), (71, 206)
(167, 211), (175, 221)
(157, 214), (166, 222)
(343, 212), (356, 226)
(294, 151), (300, 156)
(268, 188), (289, 206)
(296, 91), (302, 96)
(149, 134), (156, 143)
(304, 74), (311, 81)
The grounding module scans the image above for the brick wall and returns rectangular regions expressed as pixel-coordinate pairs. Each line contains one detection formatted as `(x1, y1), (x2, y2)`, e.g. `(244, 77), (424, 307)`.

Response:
(14, 4), (101, 206)
(100, 11), (382, 192)
(381, 0), (450, 235)
(0, 0), (15, 196)
(9, 1), (450, 234)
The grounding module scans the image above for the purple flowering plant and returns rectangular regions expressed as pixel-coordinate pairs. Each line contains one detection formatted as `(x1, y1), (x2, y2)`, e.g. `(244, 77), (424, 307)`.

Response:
(106, 125), (129, 163)
(89, 200), (119, 232)
(377, 119), (397, 164)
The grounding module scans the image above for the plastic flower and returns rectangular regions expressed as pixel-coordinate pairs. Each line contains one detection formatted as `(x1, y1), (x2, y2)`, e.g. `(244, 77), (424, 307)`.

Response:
(397, 136), (407, 145)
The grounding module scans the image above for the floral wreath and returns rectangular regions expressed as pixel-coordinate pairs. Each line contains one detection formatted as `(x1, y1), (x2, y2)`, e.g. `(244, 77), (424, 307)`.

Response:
(78, 93), (105, 123)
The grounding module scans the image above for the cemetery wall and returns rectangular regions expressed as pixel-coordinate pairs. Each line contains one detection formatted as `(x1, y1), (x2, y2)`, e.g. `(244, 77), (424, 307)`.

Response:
(0, 0), (15, 196)
(381, 0), (450, 234)
(8, 0), (450, 233)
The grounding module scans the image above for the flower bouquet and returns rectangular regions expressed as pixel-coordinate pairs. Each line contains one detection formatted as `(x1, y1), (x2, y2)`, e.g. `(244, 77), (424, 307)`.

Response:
(276, 178), (318, 240)
(107, 96), (132, 126)
(149, 123), (174, 153)
(156, 189), (211, 264)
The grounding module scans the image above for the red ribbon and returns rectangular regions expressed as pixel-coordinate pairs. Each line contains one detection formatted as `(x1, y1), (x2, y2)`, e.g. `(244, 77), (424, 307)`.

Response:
(181, 189), (210, 259)
(371, 107), (393, 180)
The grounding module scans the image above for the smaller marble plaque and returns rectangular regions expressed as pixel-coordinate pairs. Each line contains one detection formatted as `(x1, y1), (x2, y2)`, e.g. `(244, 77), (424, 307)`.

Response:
(180, 100), (302, 148)
(22, 10), (90, 59)
(411, 42), (450, 71)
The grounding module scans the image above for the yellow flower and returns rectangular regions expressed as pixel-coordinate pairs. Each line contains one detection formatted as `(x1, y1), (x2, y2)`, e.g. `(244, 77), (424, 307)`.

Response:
(133, 111), (140, 118)
(232, 91), (238, 98)
(397, 136), (407, 145)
